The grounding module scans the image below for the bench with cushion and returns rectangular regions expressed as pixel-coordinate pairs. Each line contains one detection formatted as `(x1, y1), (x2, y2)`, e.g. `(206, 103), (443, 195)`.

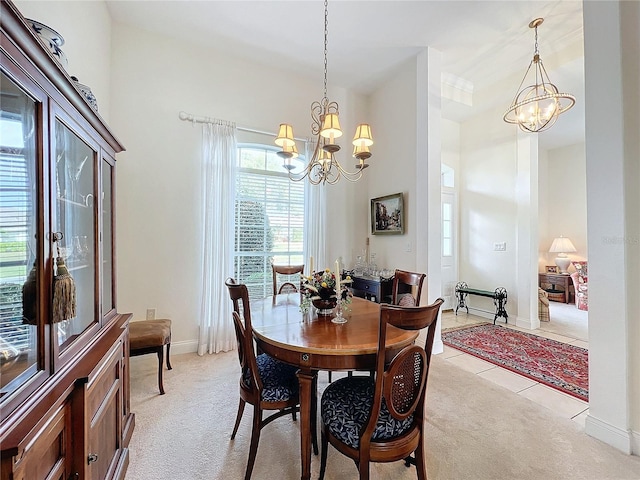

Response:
(454, 282), (508, 324)
(129, 319), (172, 395)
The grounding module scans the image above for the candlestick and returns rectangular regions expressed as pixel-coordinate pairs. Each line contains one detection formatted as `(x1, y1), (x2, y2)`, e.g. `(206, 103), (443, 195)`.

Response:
(309, 256), (314, 275)
(335, 259), (341, 293)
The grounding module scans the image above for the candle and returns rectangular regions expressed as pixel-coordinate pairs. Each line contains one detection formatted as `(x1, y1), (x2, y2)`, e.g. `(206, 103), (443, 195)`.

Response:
(335, 259), (341, 293)
(309, 256), (314, 275)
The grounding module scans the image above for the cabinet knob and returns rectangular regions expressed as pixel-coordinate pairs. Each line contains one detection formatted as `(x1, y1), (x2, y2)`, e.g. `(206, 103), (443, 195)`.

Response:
(88, 453), (99, 464)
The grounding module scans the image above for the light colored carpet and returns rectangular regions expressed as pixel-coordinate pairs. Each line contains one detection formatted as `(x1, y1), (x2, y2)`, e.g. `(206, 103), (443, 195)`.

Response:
(541, 301), (589, 341)
(126, 351), (640, 480)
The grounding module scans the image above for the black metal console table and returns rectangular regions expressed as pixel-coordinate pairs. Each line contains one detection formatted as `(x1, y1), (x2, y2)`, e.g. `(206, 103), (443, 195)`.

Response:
(454, 281), (508, 324)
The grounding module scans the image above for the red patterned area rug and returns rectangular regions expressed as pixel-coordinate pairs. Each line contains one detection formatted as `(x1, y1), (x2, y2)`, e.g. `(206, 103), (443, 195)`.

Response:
(442, 323), (588, 401)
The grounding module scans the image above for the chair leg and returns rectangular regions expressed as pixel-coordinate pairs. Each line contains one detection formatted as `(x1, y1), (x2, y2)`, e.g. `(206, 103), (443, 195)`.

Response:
(319, 429), (329, 480)
(244, 405), (262, 480)
(165, 342), (172, 370)
(231, 398), (246, 439)
(357, 454), (370, 480)
(156, 347), (165, 395)
(414, 439), (428, 480)
(328, 371), (332, 382)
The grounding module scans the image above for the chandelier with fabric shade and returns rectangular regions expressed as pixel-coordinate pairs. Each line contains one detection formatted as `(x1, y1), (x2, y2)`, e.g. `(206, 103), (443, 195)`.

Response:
(549, 236), (577, 274)
(275, 0), (373, 185)
(503, 18), (576, 133)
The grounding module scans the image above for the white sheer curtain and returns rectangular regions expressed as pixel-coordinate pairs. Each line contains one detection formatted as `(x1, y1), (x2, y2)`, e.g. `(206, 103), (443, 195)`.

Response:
(198, 122), (237, 355)
(303, 139), (327, 271)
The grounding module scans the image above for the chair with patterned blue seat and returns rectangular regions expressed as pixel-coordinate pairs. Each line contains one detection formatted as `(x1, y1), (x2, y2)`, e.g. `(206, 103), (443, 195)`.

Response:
(319, 298), (444, 480)
(225, 278), (307, 480)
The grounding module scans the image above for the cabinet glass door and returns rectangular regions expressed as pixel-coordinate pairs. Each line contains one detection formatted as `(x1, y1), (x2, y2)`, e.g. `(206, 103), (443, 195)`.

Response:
(0, 71), (39, 395)
(54, 119), (96, 349)
(102, 159), (113, 315)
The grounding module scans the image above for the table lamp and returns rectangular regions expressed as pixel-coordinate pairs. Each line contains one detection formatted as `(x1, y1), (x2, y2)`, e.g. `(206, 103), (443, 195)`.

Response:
(549, 236), (576, 274)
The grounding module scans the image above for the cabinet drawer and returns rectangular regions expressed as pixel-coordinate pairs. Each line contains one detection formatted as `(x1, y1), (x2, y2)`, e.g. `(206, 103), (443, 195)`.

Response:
(351, 277), (379, 293)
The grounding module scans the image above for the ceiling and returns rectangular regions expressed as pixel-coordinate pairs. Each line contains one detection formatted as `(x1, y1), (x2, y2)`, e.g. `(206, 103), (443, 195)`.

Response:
(106, 0), (586, 150)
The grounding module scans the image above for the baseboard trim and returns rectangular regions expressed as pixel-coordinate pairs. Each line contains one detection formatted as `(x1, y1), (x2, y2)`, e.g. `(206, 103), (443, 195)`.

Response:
(585, 414), (633, 454)
(632, 429), (640, 455)
(170, 339), (199, 356)
(465, 307), (493, 321)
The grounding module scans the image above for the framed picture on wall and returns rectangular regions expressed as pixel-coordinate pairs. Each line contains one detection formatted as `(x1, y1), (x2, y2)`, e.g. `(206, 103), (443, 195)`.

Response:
(371, 193), (404, 235)
(545, 265), (559, 273)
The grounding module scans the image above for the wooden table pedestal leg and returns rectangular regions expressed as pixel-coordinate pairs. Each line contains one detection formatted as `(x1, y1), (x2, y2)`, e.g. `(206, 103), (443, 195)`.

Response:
(297, 368), (316, 480)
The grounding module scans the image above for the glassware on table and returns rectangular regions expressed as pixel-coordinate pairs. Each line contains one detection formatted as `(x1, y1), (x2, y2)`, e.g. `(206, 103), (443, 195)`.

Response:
(331, 300), (347, 324)
(368, 252), (378, 276)
(353, 255), (364, 276)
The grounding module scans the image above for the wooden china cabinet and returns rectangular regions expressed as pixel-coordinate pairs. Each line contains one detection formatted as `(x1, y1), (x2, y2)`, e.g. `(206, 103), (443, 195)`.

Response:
(0, 2), (134, 479)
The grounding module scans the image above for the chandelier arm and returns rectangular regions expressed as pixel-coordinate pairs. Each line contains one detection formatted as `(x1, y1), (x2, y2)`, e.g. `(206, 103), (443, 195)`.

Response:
(333, 159), (364, 180)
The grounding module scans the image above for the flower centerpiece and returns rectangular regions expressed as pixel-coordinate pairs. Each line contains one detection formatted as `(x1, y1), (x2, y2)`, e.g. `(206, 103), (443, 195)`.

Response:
(300, 268), (352, 315)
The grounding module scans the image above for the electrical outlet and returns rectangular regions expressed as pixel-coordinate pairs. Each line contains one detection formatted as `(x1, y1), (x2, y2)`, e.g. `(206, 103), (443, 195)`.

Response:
(146, 308), (156, 320)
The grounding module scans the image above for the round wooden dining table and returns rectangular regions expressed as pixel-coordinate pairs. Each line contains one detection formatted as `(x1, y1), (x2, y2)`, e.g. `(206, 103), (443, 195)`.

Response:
(250, 294), (418, 480)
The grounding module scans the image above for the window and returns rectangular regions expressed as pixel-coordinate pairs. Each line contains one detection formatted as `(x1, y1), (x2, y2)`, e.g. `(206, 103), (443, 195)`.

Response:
(234, 144), (305, 299)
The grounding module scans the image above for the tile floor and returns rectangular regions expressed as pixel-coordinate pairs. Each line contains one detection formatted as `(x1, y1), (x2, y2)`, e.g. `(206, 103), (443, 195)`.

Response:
(438, 305), (589, 428)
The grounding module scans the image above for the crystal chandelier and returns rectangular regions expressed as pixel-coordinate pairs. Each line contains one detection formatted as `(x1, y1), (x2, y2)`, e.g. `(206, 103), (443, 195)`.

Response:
(503, 18), (576, 133)
(275, 0), (373, 185)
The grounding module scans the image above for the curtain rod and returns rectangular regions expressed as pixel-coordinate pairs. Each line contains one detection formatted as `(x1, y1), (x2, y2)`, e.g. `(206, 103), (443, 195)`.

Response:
(178, 111), (307, 142)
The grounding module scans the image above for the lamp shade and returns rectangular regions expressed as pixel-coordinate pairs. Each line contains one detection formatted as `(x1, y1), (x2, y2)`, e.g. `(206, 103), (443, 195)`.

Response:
(275, 123), (295, 147)
(549, 237), (576, 254)
(352, 124), (373, 147)
(320, 113), (342, 139)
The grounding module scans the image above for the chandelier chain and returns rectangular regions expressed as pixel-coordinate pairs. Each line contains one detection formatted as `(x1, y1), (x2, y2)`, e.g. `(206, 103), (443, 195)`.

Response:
(323, 0), (328, 101)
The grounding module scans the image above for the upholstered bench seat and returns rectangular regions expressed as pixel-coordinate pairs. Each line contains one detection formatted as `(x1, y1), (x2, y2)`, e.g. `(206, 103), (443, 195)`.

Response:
(129, 319), (172, 394)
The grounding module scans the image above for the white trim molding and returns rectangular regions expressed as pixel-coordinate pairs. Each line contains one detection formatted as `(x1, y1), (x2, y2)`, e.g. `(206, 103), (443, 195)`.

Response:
(585, 414), (633, 454)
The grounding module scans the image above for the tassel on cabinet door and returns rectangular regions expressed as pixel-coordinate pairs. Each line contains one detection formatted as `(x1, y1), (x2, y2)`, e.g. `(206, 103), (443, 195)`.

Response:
(52, 232), (76, 323)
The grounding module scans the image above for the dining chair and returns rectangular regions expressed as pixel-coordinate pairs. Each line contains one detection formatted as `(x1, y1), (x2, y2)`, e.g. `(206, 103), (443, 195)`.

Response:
(319, 297), (444, 480)
(271, 264), (334, 386)
(272, 263), (305, 296)
(392, 269), (427, 306)
(225, 278), (303, 480)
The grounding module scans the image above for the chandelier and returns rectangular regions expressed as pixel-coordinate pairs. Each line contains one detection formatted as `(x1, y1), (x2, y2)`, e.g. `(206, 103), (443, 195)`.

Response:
(503, 18), (575, 133)
(275, 0), (373, 185)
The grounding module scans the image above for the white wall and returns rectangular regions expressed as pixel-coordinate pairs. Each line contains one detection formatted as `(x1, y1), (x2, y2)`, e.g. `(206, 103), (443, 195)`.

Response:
(538, 148), (550, 271)
(458, 106), (519, 317)
(540, 143), (587, 269)
(366, 58), (418, 272)
(15, 0), (112, 122)
(583, 0), (640, 454)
